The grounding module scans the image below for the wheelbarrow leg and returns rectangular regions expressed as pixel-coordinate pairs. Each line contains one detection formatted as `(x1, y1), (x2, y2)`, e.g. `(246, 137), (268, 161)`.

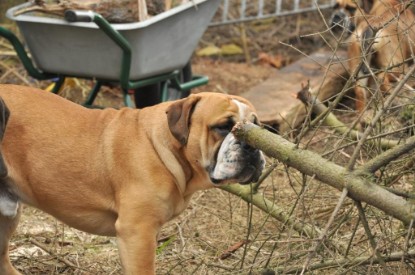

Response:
(50, 77), (66, 94)
(160, 62), (195, 101)
(123, 89), (135, 108)
(83, 82), (102, 106)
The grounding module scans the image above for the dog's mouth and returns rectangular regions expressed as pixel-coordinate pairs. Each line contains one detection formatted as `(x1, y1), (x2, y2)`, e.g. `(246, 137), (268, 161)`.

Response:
(208, 133), (265, 185)
(210, 164), (261, 185)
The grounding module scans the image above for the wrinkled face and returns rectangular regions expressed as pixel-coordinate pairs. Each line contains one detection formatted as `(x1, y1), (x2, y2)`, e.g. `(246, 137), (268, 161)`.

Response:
(166, 93), (266, 185)
(330, 0), (359, 33)
(207, 99), (265, 184)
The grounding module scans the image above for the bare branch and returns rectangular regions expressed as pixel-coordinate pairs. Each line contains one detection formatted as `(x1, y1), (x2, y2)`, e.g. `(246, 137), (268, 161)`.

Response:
(273, 248), (415, 274)
(219, 184), (321, 239)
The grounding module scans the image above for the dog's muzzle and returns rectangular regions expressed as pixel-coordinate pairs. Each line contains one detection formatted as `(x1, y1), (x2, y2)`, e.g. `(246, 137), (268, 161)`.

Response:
(209, 133), (265, 185)
(330, 10), (355, 33)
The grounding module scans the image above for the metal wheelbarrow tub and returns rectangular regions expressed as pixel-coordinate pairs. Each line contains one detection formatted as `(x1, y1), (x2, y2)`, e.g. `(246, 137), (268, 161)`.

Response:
(6, 0), (220, 81)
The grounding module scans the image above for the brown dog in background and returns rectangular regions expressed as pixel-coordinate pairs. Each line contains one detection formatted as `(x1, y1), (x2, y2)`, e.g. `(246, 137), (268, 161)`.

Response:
(331, 0), (415, 112)
(0, 85), (265, 274)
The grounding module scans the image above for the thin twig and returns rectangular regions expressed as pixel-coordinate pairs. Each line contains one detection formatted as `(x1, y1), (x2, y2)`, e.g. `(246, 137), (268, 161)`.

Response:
(220, 184), (321, 238)
(275, 248), (415, 274)
(347, 65), (415, 171)
(301, 188), (349, 274)
(29, 238), (79, 270)
(354, 201), (387, 269)
(296, 84), (401, 150)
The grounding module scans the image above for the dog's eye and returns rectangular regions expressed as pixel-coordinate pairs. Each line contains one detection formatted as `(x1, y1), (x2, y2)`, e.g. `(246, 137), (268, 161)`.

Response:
(333, 3), (339, 9)
(345, 5), (356, 13)
(252, 115), (261, 126)
(212, 120), (234, 136)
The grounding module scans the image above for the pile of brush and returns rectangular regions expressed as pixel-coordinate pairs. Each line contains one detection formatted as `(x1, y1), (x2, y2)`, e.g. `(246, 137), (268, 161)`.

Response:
(14, 0), (192, 23)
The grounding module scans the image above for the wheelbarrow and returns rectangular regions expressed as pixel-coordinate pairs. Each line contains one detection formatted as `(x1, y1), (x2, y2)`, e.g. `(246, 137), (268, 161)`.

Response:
(0, 0), (221, 108)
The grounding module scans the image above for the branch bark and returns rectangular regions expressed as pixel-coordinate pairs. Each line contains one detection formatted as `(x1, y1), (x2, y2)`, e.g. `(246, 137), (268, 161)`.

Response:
(232, 122), (415, 225)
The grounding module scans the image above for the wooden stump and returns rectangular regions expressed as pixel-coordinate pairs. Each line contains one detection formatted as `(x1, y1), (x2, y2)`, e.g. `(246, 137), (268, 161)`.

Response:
(241, 50), (350, 134)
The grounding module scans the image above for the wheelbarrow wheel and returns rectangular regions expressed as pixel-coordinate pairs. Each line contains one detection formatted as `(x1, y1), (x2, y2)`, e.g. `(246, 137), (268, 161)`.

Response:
(133, 62), (192, 108)
(133, 82), (162, 109)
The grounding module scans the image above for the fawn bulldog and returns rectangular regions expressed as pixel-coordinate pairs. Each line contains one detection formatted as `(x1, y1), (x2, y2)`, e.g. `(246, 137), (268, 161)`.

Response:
(331, 0), (415, 112)
(0, 84), (265, 274)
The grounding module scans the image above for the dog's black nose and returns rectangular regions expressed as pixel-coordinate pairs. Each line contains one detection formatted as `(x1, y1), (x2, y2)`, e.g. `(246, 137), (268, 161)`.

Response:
(348, 22), (356, 32)
(330, 12), (348, 32)
(331, 14), (343, 24)
(241, 142), (252, 151)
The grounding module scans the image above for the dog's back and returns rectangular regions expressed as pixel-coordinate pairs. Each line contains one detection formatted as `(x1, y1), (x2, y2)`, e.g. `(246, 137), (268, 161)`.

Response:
(344, 0), (415, 111)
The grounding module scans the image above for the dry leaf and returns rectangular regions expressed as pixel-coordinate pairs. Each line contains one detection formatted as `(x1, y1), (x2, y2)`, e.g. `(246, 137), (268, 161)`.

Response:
(258, 52), (285, 68)
(219, 240), (250, 260)
(196, 45), (222, 57)
(220, 44), (243, 55)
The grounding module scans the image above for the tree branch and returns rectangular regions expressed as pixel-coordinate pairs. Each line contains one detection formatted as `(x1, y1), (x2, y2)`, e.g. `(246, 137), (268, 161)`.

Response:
(232, 122), (415, 225)
(357, 136), (415, 174)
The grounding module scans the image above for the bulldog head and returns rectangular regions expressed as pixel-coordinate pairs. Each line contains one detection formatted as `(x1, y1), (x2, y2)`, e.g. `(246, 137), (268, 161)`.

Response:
(330, 0), (374, 33)
(166, 92), (265, 185)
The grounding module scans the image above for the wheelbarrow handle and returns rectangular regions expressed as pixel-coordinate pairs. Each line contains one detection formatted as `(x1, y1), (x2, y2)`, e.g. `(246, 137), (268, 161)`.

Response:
(64, 10), (133, 90)
(64, 10), (95, 23)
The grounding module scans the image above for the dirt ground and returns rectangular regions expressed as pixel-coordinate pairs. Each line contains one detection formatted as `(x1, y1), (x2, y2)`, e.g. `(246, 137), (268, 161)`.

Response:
(1, 4), (415, 275)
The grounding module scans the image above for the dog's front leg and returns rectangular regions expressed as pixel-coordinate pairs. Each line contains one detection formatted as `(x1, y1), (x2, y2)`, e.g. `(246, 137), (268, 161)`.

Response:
(0, 204), (21, 275)
(115, 210), (162, 274)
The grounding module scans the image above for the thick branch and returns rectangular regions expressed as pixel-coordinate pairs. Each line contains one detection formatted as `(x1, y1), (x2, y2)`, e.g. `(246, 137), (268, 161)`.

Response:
(232, 122), (415, 224)
(358, 135), (415, 174)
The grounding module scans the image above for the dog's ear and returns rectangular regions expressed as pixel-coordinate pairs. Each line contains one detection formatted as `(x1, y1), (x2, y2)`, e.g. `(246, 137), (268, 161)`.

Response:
(360, 0), (374, 14)
(0, 97), (10, 178)
(166, 95), (201, 145)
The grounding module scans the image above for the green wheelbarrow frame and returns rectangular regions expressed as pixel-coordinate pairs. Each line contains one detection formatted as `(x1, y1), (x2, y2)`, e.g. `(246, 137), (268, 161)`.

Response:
(0, 10), (208, 108)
